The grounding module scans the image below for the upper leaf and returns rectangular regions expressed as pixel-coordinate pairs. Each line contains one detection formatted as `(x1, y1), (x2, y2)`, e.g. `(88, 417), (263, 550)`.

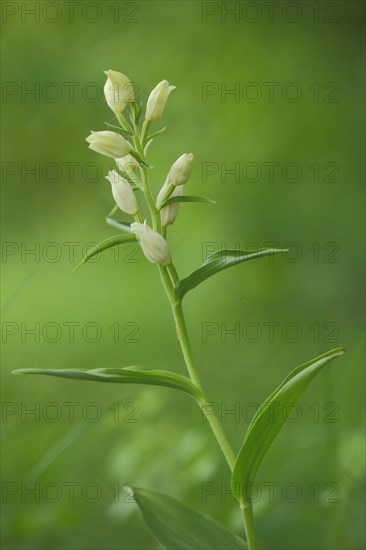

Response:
(12, 367), (202, 402)
(158, 195), (215, 210)
(175, 248), (286, 302)
(105, 218), (133, 232)
(231, 348), (345, 506)
(73, 234), (136, 271)
(146, 126), (166, 142)
(131, 487), (247, 549)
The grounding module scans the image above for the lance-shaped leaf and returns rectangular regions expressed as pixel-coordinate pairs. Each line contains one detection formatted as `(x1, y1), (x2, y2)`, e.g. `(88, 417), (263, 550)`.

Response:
(158, 195), (215, 210)
(12, 367), (203, 402)
(133, 101), (143, 124)
(146, 126), (166, 142)
(175, 248), (286, 302)
(130, 487), (247, 549)
(231, 348), (345, 506)
(130, 150), (151, 169)
(104, 122), (131, 137)
(107, 204), (119, 217)
(73, 234), (136, 271)
(105, 218), (133, 232)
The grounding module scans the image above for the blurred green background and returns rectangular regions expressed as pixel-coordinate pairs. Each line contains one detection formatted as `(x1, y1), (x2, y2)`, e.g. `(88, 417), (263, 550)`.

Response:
(1, 1), (365, 549)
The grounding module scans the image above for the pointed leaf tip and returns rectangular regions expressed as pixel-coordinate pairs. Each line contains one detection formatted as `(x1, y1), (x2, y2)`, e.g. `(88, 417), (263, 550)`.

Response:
(11, 367), (203, 402)
(231, 348), (345, 505)
(73, 233), (136, 271)
(175, 248), (286, 302)
(158, 195), (215, 211)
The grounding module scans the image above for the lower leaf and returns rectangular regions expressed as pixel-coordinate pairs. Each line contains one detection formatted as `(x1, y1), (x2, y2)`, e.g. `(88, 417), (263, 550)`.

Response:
(231, 348), (345, 506)
(130, 487), (247, 549)
(12, 367), (203, 402)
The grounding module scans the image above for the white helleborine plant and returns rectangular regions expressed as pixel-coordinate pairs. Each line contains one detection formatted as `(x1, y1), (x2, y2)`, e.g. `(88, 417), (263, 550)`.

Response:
(145, 80), (175, 122)
(16, 69), (345, 550)
(86, 131), (131, 159)
(104, 69), (135, 113)
(131, 222), (171, 266)
(105, 170), (138, 215)
(168, 153), (194, 186)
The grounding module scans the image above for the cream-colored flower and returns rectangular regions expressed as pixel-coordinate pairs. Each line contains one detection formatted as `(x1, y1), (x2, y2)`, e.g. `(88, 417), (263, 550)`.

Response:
(131, 222), (171, 265)
(167, 153), (193, 186)
(145, 80), (175, 122)
(86, 131), (131, 159)
(157, 181), (183, 227)
(105, 170), (138, 215)
(104, 69), (135, 113)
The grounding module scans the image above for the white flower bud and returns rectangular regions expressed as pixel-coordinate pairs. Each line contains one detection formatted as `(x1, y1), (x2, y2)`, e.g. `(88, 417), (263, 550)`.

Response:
(106, 170), (138, 215)
(103, 69), (135, 113)
(86, 131), (131, 159)
(131, 222), (171, 266)
(115, 156), (139, 187)
(157, 181), (183, 227)
(145, 80), (175, 122)
(168, 153), (193, 186)
(115, 154), (139, 172)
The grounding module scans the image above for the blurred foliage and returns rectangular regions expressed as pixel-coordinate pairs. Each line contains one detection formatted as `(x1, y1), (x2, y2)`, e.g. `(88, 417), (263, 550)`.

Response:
(1, 1), (365, 549)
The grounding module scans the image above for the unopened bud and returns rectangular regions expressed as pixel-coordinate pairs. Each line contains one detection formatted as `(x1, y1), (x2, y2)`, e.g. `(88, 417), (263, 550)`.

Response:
(131, 222), (171, 266)
(157, 181), (183, 227)
(104, 69), (135, 113)
(167, 153), (194, 186)
(106, 170), (138, 215)
(86, 131), (131, 159)
(145, 80), (175, 122)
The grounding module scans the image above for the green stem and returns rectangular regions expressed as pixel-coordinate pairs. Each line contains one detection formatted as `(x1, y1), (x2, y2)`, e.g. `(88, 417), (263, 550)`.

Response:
(173, 301), (236, 470)
(132, 132), (159, 231)
(167, 263), (179, 286)
(158, 267), (235, 471)
(242, 503), (257, 550)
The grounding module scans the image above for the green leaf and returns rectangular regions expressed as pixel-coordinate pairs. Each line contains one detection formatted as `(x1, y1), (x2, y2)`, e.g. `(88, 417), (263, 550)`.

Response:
(158, 195), (215, 210)
(175, 248), (286, 302)
(130, 487), (247, 549)
(130, 150), (152, 169)
(147, 126), (166, 141)
(12, 367), (203, 402)
(107, 204), (119, 217)
(73, 234), (136, 271)
(105, 218), (133, 232)
(231, 348), (345, 506)
(133, 101), (143, 124)
(104, 122), (131, 136)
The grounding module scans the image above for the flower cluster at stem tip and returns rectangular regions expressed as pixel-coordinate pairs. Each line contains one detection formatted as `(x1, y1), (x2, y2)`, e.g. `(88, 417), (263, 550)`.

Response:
(86, 70), (194, 266)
